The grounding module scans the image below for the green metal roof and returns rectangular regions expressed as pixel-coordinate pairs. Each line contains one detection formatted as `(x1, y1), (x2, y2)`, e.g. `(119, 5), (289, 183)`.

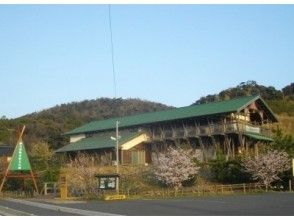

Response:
(56, 131), (141, 153)
(245, 133), (274, 142)
(65, 95), (277, 136)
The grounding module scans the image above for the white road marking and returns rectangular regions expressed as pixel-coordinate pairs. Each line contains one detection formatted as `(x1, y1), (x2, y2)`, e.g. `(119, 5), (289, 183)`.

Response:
(5, 198), (120, 216)
(0, 205), (34, 216)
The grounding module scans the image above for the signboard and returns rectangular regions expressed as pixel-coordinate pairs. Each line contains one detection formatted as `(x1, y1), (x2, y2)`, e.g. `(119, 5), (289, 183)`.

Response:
(245, 125), (260, 134)
(96, 174), (119, 190)
(8, 141), (31, 171)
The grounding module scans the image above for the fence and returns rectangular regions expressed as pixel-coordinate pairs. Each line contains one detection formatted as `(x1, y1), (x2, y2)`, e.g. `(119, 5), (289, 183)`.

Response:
(0, 190), (35, 198)
(41, 182), (58, 196)
(40, 182), (283, 199)
(2, 181), (290, 199)
(121, 183), (267, 199)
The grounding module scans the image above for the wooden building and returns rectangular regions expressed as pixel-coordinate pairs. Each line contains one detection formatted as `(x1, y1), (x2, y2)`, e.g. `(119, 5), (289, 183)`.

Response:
(56, 95), (277, 165)
(0, 145), (13, 172)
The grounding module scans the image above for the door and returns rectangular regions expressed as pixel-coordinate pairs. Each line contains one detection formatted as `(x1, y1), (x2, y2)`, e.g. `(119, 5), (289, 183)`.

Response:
(131, 150), (145, 165)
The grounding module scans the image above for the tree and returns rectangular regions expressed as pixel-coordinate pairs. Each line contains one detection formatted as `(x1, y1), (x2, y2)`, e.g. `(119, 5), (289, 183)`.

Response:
(271, 128), (294, 157)
(151, 147), (200, 190)
(192, 80), (284, 105)
(242, 150), (291, 191)
(64, 153), (98, 197)
(29, 142), (62, 184)
(282, 83), (294, 97)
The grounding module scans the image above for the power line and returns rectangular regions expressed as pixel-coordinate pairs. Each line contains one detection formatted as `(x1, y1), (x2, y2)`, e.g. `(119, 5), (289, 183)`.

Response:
(108, 5), (117, 98)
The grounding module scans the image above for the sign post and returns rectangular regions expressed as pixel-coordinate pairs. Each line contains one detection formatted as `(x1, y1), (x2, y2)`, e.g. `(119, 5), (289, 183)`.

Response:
(291, 159), (294, 191)
(0, 125), (38, 193)
(292, 159), (294, 177)
(96, 174), (125, 200)
(59, 172), (68, 200)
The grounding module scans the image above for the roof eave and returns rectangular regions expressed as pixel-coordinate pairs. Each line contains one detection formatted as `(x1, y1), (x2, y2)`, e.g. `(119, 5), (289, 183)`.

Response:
(236, 95), (278, 122)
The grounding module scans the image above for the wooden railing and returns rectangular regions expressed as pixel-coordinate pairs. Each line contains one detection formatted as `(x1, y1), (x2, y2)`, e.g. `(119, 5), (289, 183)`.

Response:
(41, 182), (58, 196)
(148, 122), (272, 141)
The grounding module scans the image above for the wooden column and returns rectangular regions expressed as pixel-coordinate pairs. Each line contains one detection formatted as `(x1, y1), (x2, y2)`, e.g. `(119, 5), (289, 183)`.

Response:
(207, 118), (218, 158)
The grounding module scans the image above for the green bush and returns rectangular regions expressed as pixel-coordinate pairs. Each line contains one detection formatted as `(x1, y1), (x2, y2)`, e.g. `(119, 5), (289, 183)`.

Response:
(207, 151), (251, 184)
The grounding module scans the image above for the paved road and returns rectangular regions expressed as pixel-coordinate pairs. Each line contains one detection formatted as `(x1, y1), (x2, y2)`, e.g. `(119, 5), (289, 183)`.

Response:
(0, 192), (293, 216)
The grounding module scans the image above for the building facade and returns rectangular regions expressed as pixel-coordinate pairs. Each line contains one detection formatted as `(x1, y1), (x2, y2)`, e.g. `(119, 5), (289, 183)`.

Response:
(56, 95), (277, 165)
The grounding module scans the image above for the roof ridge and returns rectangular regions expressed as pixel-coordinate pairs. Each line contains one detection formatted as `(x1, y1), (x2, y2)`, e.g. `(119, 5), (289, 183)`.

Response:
(81, 95), (259, 124)
(64, 95), (265, 136)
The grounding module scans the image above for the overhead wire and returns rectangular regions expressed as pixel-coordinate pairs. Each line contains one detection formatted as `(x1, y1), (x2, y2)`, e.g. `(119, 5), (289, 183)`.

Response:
(108, 5), (117, 98)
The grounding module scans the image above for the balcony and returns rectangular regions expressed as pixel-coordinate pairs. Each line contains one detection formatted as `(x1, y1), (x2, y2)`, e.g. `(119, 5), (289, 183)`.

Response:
(148, 122), (272, 141)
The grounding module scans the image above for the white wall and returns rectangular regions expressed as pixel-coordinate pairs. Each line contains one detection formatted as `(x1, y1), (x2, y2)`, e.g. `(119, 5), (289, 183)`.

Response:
(70, 134), (86, 143)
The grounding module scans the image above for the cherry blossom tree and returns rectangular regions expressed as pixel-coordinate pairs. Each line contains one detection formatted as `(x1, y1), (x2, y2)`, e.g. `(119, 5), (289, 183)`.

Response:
(152, 147), (201, 190)
(242, 150), (291, 191)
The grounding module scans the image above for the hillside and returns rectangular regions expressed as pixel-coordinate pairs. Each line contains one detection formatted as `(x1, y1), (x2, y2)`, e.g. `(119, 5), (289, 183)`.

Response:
(0, 81), (293, 150)
(0, 98), (171, 149)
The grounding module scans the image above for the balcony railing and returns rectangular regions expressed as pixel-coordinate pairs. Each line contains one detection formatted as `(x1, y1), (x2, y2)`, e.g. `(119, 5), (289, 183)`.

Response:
(148, 122), (272, 141)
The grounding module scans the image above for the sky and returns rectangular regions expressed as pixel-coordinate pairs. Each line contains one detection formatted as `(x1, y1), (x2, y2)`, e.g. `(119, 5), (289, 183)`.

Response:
(0, 4), (294, 118)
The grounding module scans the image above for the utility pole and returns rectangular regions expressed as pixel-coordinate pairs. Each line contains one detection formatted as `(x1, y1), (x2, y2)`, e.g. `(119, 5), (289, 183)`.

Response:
(111, 121), (120, 194)
(116, 120), (119, 174)
(115, 120), (120, 194)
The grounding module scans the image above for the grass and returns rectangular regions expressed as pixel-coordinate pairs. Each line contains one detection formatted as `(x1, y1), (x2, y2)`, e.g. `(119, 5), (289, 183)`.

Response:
(277, 114), (294, 135)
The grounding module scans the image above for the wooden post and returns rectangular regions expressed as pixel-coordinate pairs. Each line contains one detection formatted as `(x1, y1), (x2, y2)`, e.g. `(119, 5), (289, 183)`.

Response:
(224, 135), (230, 160)
(0, 168), (9, 192)
(195, 120), (205, 161)
(243, 183), (246, 194)
(44, 183), (48, 195)
(236, 115), (244, 151)
(207, 118), (218, 157)
(53, 182), (57, 195)
(232, 137), (235, 157)
(30, 170), (39, 194)
(289, 179), (292, 192)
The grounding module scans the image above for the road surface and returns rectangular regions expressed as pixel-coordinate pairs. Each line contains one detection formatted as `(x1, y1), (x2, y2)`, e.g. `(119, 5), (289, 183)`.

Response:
(0, 192), (293, 216)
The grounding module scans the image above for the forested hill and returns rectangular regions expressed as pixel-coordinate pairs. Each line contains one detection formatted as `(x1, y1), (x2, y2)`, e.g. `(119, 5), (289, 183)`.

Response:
(0, 98), (171, 149)
(0, 81), (293, 150)
(193, 81), (294, 116)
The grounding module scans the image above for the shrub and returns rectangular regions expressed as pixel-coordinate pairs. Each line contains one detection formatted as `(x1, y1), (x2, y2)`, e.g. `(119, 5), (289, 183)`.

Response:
(207, 151), (250, 184)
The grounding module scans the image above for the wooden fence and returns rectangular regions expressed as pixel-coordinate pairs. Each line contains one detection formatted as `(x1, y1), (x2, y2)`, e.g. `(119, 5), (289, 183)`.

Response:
(121, 183), (266, 199)
(0, 182), (274, 199)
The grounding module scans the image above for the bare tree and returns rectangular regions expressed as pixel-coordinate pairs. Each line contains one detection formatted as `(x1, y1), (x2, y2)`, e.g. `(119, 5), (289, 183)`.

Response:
(152, 147), (200, 191)
(65, 153), (98, 196)
(242, 150), (291, 191)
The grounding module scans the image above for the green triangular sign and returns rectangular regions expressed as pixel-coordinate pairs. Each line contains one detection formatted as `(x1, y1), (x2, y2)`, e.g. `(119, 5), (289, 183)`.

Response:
(8, 140), (32, 171)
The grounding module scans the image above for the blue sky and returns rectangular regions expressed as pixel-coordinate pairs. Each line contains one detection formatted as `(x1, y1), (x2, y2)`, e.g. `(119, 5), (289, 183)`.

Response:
(0, 5), (293, 118)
